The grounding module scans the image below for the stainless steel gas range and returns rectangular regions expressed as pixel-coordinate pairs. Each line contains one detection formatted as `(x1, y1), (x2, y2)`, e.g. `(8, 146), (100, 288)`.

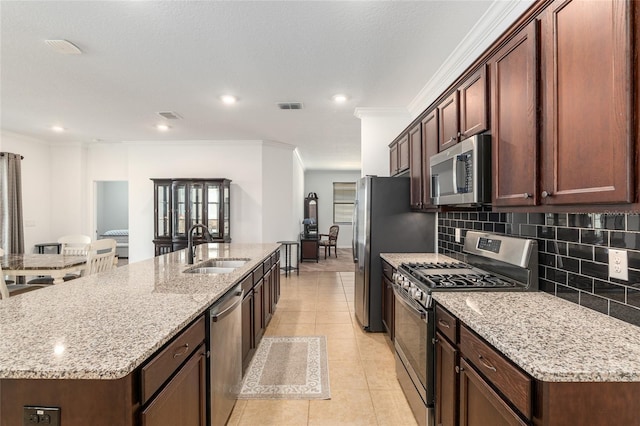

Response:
(391, 231), (538, 426)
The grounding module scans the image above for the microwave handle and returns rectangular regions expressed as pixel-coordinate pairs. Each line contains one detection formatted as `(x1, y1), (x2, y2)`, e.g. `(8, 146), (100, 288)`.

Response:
(452, 156), (459, 194)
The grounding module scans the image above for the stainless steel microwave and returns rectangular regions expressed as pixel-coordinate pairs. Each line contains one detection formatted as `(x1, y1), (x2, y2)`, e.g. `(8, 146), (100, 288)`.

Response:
(430, 134), (491, 206)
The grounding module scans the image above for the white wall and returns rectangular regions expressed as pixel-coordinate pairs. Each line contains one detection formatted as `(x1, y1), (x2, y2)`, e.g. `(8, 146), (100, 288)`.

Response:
(354, 109), (411, 177)
(0, 131), (52, 253)
(304, 170), (360, 248)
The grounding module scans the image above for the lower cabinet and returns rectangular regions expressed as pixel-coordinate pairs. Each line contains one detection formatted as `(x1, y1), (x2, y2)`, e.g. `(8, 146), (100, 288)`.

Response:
(434, 303), (640, 425)
(381, 260), (395, 340)
(242, 252), (281, 374)
(458, 358), (525, 426)
(435, 332), (457, 426)
(141, 345), (207, 426)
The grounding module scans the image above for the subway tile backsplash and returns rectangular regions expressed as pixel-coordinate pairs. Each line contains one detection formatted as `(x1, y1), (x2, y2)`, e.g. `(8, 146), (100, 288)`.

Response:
(438, 211), (640, 327)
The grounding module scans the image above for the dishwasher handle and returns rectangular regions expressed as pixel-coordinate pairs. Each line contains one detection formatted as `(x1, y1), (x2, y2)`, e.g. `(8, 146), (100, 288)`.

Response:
(211, 288), (244, 322)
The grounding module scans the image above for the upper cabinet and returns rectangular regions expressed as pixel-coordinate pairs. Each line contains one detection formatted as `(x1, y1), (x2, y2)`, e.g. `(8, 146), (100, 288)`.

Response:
(438, 66), (489, 152)
(490, 22), (539, 207)
(389, 134), (410, 176)
(152, 178), (231, 256)
(539, 0), (633, 205)
(408, 109), (439, 210)
(492, 0), (633, 208)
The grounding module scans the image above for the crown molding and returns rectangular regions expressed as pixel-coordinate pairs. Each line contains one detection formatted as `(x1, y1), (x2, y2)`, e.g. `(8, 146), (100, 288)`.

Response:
(353, 107), (409, 120)
(407, 0), (535, 116)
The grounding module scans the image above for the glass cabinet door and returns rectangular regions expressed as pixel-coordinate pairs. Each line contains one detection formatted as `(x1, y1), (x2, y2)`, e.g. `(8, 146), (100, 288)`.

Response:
(190, 183), (204, 236)
(156, 183), (171, 237)
(223, 185), (230, 238)
(173, 182), (187, 237)
(206, 183), (220, 238)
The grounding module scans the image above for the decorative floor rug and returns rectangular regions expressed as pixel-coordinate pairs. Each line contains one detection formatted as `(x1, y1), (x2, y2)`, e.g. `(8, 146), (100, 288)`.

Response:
(238, 336), (331, 400)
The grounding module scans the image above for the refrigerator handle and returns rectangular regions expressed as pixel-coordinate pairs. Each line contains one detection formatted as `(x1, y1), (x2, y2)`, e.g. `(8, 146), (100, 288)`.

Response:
(352, 200), (358, 263)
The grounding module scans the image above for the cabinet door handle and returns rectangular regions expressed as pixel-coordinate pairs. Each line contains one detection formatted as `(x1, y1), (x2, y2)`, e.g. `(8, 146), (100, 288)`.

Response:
(478, 354), (497, 372)
(523, 193), (531, 199)
(455, 365), (464, 373)
(438, 319), (451, 328)
(541, 190), (552, 198)
(173, 343), (190, 358)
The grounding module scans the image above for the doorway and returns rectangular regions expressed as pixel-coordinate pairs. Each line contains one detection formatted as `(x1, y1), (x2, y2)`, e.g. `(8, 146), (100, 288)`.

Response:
(95, 181), (129, 262)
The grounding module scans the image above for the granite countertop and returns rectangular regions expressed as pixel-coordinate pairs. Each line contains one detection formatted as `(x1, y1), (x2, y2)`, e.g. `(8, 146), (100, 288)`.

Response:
(0, 243), (279, 380)
(381, 252), (640, 383)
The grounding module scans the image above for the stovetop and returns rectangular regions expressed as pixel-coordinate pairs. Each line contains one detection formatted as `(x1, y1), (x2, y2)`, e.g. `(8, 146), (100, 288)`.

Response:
(399, 261), (518, 289)
(393, 232), (538, 308)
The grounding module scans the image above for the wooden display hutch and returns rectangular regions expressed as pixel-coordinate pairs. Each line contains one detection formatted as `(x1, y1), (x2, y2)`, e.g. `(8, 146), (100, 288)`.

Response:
(152, 178), (231, 256)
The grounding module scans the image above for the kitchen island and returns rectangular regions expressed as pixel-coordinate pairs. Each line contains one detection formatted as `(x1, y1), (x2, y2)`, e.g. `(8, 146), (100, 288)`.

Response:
(0, 243), (280, 425)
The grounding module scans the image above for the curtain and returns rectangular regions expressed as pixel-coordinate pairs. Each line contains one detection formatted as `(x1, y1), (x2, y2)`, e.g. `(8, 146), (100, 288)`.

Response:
(0, 152), (24, 254)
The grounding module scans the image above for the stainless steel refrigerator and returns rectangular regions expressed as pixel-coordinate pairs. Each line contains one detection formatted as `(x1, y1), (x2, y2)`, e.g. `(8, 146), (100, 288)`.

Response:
(353, 176), (436, 332)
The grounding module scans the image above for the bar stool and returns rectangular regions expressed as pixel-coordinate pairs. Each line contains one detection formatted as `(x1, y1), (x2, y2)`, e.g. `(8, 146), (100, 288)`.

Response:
(277, 241), (299, 277)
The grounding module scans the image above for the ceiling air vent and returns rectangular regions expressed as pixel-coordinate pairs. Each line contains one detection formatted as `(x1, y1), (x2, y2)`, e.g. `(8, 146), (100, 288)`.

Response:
(157, 111), (182, 120)
(277, 102), (304, 110)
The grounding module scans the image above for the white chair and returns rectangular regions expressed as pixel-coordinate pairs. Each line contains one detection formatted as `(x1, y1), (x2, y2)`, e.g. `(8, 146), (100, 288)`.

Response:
(58, 234), (91, 256)
(84, 239), (117, 276)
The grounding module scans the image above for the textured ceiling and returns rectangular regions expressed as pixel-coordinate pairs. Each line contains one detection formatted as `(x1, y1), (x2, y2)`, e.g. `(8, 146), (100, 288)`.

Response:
(1, 1), (502, 170)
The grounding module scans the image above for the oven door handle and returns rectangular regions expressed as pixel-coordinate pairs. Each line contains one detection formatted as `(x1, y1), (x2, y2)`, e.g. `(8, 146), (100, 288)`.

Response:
(391, 282), (428, 322)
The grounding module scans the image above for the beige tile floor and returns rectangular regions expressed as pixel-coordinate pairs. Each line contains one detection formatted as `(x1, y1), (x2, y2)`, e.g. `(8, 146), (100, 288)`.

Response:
(228, 271), (418, 426)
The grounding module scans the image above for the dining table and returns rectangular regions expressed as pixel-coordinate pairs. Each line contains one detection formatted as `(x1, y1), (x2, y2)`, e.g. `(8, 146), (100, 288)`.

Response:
(0, 253), (87, 285)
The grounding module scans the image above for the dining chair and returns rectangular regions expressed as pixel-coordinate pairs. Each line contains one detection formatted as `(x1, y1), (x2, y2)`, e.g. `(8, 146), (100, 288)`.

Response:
(318, 225), (339, 259)
(85, 239), (117, 276)
(59, 234), (91, 256)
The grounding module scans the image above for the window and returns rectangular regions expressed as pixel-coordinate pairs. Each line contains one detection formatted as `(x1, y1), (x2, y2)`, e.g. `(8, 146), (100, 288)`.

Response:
(333, 182), (356, 224)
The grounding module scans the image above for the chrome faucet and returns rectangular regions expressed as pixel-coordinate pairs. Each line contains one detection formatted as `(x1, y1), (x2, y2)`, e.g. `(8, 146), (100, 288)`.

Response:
(187, 223), (213, 264)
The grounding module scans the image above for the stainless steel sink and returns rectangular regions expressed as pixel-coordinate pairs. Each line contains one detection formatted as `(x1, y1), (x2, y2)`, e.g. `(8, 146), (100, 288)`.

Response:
(184, 266), (237, 274)
(183, 258), (249, 274)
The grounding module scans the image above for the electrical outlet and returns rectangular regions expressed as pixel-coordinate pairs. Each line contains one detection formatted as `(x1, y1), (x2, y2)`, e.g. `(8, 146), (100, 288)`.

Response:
(455, 228), (462, 243)
(23, 406), (60, 426)
(608, 249), (628, 281)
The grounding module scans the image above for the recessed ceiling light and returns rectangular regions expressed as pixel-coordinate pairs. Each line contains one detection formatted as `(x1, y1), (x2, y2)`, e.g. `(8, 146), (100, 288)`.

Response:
(332, 94), (348, 103)
(220, 95), (238, 105)
(51, 125), (65, 132)
(156, 124), (171, 131)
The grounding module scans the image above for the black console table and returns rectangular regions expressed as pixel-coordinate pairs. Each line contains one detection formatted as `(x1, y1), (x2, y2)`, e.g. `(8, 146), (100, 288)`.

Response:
(277, 241), (299, 276)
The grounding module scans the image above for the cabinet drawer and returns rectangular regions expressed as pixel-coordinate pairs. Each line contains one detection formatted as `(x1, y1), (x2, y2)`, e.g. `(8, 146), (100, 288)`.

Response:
(252, 264), (263, 285)
(435, 304), (457, 343)
(264, 257), (272, 271)
(459, 325), (532, 419)
(240, 273), (253, 295)
(141, 316), (206, 404)
(381, 260), (394, 281)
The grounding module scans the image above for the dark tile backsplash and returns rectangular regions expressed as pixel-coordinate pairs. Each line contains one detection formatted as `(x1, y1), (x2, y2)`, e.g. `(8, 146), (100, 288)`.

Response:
(438, 211), (640, 327)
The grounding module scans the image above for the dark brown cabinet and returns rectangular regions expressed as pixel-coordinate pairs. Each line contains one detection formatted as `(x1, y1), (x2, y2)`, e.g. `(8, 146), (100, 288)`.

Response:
(458, 358), (526, 426)
(490, 21), (539, 207)
(300, 236), (319, 262)
(539, 0), (633, 205)
(438, 66), (488, 153)
(152, 178), (231, 256)
(435, 333), (457, 426)
(141, 346), (207, 426)
(438, 91), (460, 152)
(381, 260), (395, 340)
(408, 122), (423, 210)
(492, 0), (633, 208)
(390, 133), (410, 176)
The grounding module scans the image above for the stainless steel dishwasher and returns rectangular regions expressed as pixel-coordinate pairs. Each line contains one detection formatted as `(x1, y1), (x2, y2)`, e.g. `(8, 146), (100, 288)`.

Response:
(208, 283), (244, 426)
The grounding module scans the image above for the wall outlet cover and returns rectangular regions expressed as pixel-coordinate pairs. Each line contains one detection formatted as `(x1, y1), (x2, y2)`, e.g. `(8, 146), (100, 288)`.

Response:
(455, 228), (461, 243)
(608, 249), (628, 281)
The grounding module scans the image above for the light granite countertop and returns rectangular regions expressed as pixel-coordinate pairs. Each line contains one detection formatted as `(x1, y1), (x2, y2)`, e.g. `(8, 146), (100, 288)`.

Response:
(0, 243), (279, 380)
(381, 252), (640, 383)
